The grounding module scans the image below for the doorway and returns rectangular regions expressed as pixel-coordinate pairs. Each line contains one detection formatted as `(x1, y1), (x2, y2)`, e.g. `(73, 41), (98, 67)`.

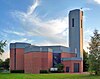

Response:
(74, 63), (79, 72)
(66, 67), (69, 72)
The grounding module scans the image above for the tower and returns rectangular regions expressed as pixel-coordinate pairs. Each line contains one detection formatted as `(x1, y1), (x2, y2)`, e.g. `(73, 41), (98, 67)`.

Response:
(69, 9), (83, 58)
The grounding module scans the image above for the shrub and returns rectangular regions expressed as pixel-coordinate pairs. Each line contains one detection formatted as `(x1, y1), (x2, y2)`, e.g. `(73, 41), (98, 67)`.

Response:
(58, 70), (64, 73)
(40, 70), (49, 73)
(10, 70), (24, 73)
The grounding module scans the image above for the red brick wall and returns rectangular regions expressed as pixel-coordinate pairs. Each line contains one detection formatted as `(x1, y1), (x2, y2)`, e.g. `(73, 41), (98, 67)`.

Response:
(10, 48), (24, 71)
(16, 48), (24, 70)
(61, 52), (76, 58)
(62, 60), (83, 73)
(41, 53), (48, 70)
(24, 52), (42, 74)
(41, 52), (52, 70)
(24, 52), (52, 74)
(48, 52), (53, 69)
(24, 53), (33, 73)
(10, 48), (15, 70)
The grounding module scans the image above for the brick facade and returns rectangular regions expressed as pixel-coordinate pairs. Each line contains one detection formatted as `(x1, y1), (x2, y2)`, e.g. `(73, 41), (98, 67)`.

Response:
(10, 48), (15, 70)
(61, 52), (76, 58)
(10, 48), (24, 70)
(62, 60), (83, 73)
(10, 44), (83, 74)
(24, 52), (52, 74)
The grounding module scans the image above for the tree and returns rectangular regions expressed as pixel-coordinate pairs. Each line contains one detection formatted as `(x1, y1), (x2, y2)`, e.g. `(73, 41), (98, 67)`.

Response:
(0, 59), (3, 72)
(0, 40), (6, 55)
(88, 30), (100, 75)
(0, 59), (3, 67)
(55, 63), (64, 72)
(2, 58), (10, 70)
(83, 49), (89, 72)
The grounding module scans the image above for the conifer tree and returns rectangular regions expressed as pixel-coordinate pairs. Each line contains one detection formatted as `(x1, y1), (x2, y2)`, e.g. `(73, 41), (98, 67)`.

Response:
(88, 30), (100, 75)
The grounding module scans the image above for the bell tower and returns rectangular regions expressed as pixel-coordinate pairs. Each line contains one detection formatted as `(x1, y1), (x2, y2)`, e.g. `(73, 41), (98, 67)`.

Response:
(69, 9), (83, 59)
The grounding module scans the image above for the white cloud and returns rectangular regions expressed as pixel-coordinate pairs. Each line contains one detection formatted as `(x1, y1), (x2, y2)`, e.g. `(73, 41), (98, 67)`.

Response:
(3, 30), (25, 36)
(27, 0), (40, 15)
(83, 40), (89, 52)
(83, 28), (96, 52)
(0, 52), (9, 61)
(10, 38), (34, 44)
(94, 0), (100, 4)
(87, 0), (100, 5)
(11, 0), (68, 46)
(82, 7), (91, 11)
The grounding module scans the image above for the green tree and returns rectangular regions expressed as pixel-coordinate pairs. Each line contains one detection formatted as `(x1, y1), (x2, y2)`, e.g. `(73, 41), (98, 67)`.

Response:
(83, 49), (89, 72)
(88, 30), (100, 75)
(0, 59), (3, 72)
(2, 58), (10, 70)
(55, 63), (64, 72)
(0, 40), (6, 55)
(0, 59), (3, 67)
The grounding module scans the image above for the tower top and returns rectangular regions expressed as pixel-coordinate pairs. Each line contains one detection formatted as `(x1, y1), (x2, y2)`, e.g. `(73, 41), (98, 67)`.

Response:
(69, 9), (83, 16)
(69, 9), (83, 13)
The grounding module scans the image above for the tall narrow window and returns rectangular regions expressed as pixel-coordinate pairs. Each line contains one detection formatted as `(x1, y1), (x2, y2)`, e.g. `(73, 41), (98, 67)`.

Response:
(72, 18), (74, 27)
(14, 45), (16, 70)
(81, 20), (82, 28)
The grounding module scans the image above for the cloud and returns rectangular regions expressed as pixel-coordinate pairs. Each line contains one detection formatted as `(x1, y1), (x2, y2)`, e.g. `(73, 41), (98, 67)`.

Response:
(3, 30), (26, 36)
(83, 28), (95, 52)
(27, 0), (40, 15)
(87, 0), (100, 5)
(83, 40), (89, 52)
(0, 52), (9, 61)
(10, 38), (34, 44)
(82, 8), (91, 11)
(11, 0), (68, 46)
(94, 0), (100, 4)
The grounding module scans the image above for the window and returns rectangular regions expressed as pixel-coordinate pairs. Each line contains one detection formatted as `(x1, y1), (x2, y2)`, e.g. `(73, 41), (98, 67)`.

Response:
(82, 11), (83, 16)
(72, 18), (74, 27)
(81, 20), (82, 28)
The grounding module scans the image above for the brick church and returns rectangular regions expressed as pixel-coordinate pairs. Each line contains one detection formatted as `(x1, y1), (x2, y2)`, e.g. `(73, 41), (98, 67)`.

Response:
(10, 9), (83, 74)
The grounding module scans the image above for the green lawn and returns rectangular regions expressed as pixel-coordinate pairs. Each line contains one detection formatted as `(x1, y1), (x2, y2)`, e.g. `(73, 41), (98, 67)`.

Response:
(0, 73), (100, 79)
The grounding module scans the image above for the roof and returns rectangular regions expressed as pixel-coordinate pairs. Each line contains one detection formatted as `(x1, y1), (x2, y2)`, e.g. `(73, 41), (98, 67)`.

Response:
(25, 45), (52, 53)
(10, 42), (31, 48)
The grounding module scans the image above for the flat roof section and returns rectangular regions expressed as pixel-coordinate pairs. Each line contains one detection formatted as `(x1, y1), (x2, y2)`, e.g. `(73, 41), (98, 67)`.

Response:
(10, 42), (31, 48)
(25, 45), (52, 53)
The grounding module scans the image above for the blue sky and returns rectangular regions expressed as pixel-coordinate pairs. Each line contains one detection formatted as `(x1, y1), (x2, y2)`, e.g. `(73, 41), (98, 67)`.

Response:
(0, 0), (100, 60)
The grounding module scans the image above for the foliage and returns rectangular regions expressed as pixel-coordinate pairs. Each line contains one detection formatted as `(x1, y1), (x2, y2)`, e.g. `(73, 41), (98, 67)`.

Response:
(0, 59), (3, 67)
(2, 58), (10, 70)
(83, 49), (89, 72)
(10, 70), (24, 73)
(0, 59), (3, 72)
(55, 63), (64, 73)
(0, 58), (10, 71)
(88, 30), (100, 75)
(40, 70), (49, 73)
(0, 40), (7, 55)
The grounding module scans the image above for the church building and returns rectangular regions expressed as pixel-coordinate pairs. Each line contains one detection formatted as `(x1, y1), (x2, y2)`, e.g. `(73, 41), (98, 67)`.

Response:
(10, 9), (83, 74)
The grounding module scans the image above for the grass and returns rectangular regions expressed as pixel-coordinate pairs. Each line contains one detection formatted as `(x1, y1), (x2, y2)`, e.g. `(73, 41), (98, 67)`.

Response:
(0, 73), (100, 79)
